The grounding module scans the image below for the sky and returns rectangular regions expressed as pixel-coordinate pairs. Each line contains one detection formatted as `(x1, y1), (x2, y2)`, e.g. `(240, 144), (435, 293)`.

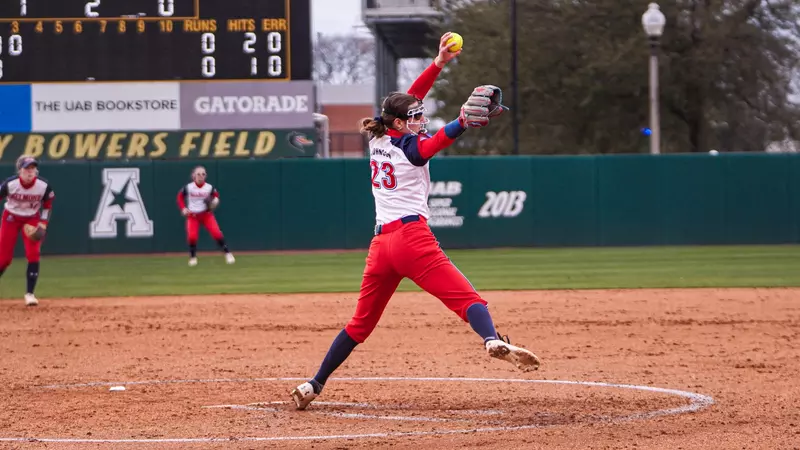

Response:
(311, 0), (365, 36)
(309, 0), (426, 92)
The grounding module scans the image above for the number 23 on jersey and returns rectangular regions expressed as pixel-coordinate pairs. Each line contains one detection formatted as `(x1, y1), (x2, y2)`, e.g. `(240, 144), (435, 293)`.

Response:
(370, 160), (397, 190)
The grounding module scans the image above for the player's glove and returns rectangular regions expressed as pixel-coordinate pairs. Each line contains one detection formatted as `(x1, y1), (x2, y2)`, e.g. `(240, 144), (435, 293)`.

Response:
(24, 223), (47, 241)
(458, 85), (510, 128)
(205, 197), (219, 211)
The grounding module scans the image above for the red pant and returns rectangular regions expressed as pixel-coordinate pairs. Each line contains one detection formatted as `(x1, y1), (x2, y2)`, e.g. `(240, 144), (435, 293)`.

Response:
(0, 210), (42, 268)
(344, 217), (487, 343)
(186, 212), (223, 244)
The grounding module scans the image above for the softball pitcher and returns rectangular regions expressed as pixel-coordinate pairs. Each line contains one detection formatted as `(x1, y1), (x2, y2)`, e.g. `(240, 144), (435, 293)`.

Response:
(291, 32), (541, 410)
(0, 156), (54, 306)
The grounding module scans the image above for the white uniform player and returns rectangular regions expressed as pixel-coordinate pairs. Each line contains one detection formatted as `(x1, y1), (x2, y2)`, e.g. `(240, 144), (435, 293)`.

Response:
(369, 133), (432, 225)
(290, 32), (540, 411)
(0, 156), (55, 306)
(2, 178), (53, 217)
(176, 166), (233, 266)
(182, 180), (218, 214)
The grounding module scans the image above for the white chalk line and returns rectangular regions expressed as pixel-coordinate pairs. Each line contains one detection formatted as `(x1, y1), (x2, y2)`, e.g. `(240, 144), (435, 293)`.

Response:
(323, 411), (462, 423)
(40, 377), (309, 389)
(203, 402), (466, 422)
(203, 401), (486, 423)
(1, 376), (715, 444)
(245, 400), (503, 414)
(203, 404), (281, 413)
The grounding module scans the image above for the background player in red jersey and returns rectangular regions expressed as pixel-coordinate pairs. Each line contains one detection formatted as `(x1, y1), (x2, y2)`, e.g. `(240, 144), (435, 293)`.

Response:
(177, 166), (235, 267)
(290, 32), (541, 410)
(0, 156), (55, 306)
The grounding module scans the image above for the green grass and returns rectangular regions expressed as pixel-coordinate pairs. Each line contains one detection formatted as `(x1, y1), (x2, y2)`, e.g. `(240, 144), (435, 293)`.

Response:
(1, 245), (799, 299)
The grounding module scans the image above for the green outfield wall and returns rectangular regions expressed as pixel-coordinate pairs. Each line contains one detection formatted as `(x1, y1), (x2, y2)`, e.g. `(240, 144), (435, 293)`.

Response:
(5, 153), (800, 256)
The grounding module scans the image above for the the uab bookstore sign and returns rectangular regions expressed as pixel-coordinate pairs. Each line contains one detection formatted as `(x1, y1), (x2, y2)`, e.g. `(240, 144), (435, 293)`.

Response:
(0, 129), (316, 161)
(90, 168), (154, 239)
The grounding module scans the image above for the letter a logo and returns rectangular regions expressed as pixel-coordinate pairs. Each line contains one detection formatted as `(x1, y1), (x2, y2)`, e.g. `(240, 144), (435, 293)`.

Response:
(90, 168), (155, 238)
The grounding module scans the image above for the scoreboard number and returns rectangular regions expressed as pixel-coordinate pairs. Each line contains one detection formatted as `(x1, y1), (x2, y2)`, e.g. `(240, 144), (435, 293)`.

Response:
(20, 0), (27, 17)
(201, 32), (215, 54)
(9, 35), (23, 56)
(243, 32), (257, 75)
(158, 0), (175, 17)
(85, 0), (100, 18)
(0, 35), (23, 79)
(201, 32), (216, 78)
(267, 32), (281, 52)
(85, 1), (174, 18)
(267, 32), (282, 77)
(242, 31), (283, 77)
(268, 55), (281, 77)
(243, 32), (256, 53)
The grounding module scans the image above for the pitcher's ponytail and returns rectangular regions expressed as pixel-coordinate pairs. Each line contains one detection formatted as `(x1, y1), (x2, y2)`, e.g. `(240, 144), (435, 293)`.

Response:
(359, 116), (388, 138)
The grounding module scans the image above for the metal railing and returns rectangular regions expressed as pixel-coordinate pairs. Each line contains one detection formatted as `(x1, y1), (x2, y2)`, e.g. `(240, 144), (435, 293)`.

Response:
(364, 0), (440, 9)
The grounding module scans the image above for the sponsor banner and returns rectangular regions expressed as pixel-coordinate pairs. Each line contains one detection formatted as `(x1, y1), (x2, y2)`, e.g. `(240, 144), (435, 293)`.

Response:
(0, 85), (32, 132)
(426, 181), (526, 229)
(31, 82), (181, 132)
(180, 80), (314, 130)
(0, 129), (317, 161)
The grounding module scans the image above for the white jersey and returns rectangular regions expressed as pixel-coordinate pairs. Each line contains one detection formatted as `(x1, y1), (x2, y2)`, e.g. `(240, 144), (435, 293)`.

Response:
(179, 181), (218, 214)
(0, 176), (54, 218)
(369, 132), (431, 224)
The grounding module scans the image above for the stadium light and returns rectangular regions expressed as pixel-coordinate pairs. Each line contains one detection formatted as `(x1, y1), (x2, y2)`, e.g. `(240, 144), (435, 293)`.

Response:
(642, 3), (666, 38)
(642, 3), (665, 155)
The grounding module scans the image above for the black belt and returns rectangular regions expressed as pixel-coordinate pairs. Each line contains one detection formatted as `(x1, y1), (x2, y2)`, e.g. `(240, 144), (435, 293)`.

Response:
(374, 215), (421, 235)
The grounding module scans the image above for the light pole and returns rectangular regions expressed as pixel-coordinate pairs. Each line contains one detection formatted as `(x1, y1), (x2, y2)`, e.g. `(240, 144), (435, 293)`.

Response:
(510, 0), (519, 155)
(642, 3), (665, 155)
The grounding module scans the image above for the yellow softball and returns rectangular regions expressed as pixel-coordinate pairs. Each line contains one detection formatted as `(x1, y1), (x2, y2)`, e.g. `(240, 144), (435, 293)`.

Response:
(446, 32), (463, 52)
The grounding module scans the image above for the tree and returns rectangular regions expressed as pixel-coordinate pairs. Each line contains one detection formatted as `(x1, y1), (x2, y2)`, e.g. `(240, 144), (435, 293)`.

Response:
(313, 33), (376, 84)
(430, 0), (800, 154)
(312, 33), (434, 88)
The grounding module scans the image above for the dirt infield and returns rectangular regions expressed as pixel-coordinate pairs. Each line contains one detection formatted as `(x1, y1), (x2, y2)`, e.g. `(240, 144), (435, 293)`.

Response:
(1, 288), (798, 449)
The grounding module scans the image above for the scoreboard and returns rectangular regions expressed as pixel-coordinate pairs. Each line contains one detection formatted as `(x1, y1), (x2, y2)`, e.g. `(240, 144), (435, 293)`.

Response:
(0, 0), (311, 83)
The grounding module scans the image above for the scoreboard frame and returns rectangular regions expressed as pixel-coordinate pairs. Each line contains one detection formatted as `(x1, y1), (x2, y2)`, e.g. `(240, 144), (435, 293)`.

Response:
(0, 0), (311, 84)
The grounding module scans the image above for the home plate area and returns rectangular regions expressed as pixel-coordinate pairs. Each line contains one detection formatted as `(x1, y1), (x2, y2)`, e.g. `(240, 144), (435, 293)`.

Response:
(3, 376), (711, 445)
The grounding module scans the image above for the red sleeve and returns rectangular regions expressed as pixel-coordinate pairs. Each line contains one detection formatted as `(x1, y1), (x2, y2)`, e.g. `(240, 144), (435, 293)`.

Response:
(212, 188), (219, 198)
(406, 61), (442, 100)
(177, 189), (186, 209)
(417, 128), (455, 159)
(42, 194), (54, 210)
